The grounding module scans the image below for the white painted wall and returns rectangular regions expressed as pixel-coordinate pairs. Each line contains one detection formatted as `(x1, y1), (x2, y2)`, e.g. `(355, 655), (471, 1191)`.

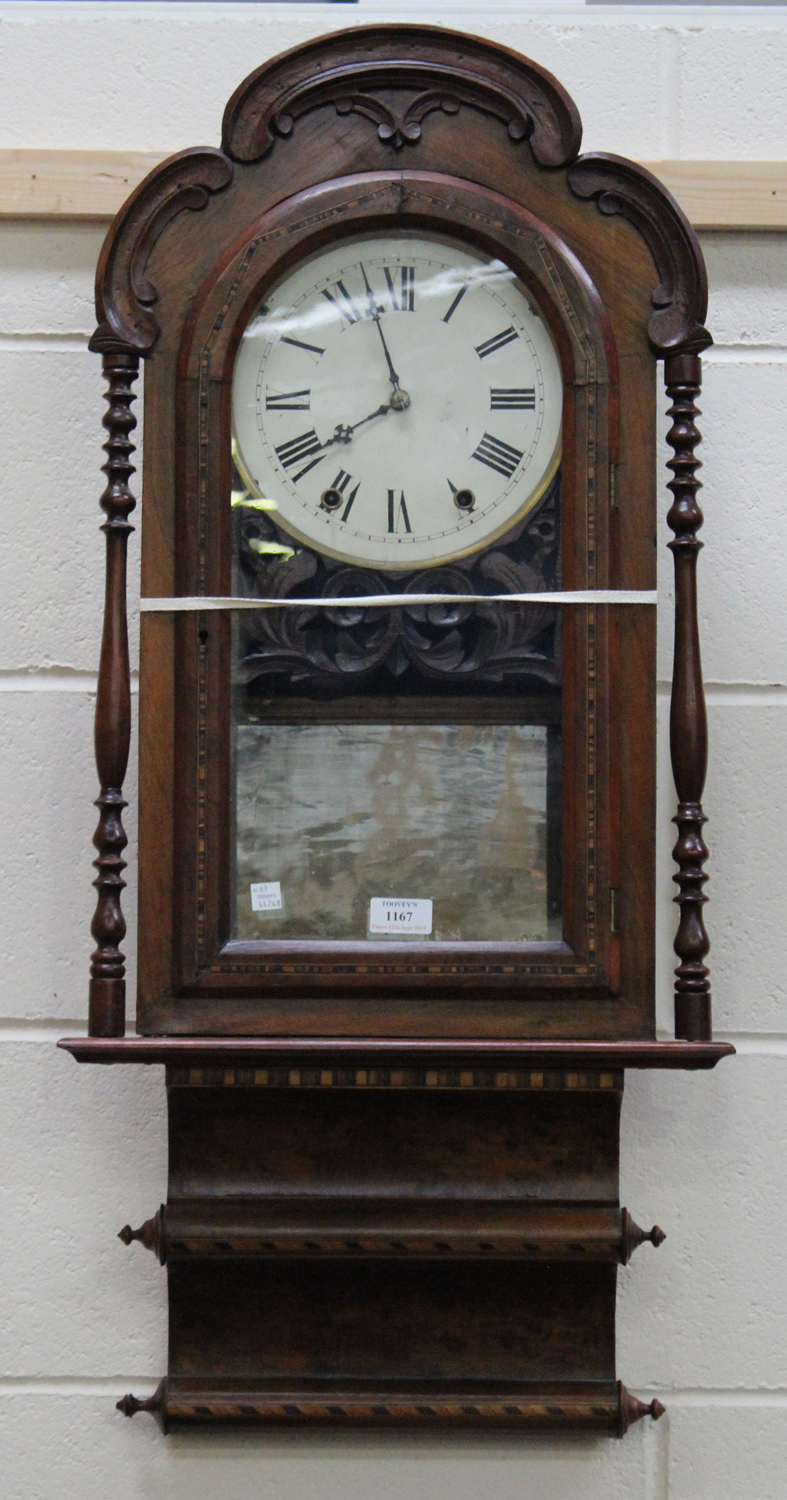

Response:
(1, 4), (785, 1497)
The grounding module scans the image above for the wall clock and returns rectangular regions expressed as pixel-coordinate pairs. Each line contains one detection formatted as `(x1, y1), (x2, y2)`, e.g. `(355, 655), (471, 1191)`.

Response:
(61, 24), (733, 1435)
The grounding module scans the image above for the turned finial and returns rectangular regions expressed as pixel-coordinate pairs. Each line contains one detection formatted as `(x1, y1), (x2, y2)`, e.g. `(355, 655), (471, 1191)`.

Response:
(117, 1379), (167, 1429)
(618, 1383), (666, 1434)
(117, 1206), (166, 1263)
(621, 1208), (667, 1263)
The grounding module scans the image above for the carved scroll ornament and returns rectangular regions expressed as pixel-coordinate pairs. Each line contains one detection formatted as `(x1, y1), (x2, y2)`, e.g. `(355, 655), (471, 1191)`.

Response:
(567, 154), (712, 358)
(90, 148), (232, 356)
(222, 25), (582, 167)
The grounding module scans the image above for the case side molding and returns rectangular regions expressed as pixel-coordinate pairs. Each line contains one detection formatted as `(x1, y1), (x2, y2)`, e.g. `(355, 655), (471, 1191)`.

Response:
(567, 153), (712, 358)
(221, 24), (582, 168)
(90, 147), (233, 356)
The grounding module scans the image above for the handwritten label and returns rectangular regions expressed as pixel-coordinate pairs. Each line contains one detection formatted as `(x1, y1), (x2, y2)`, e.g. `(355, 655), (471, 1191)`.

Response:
(250, 881), (282, 913)
(369, 897), (433, 935)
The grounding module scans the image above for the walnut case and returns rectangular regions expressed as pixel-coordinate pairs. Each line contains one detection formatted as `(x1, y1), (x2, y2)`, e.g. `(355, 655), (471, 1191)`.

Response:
(61, 25), (732, 1435)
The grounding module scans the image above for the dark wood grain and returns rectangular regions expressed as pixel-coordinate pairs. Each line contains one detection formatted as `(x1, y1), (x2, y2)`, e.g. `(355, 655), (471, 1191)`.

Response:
(109, 1064), (667, 1432)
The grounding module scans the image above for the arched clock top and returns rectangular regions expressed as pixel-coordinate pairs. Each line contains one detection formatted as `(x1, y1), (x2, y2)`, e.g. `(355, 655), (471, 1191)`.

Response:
(87, 31), (713, 372)
(221, 24), (583, 168)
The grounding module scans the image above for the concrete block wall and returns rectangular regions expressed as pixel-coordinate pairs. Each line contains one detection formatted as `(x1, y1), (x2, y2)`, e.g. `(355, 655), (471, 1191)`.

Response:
(1, 5), (784, 1496)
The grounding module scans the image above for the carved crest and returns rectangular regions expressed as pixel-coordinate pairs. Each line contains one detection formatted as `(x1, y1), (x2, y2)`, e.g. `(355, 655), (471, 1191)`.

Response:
(222, 25), (582, 167)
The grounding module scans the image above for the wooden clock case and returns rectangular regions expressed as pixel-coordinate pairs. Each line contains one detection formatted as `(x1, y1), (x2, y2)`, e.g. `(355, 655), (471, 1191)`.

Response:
(61, 25), (732, 1434)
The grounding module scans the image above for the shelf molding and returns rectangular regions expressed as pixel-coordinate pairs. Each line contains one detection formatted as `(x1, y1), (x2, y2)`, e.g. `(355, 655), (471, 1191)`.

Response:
(58, 1036), (735, 1071)
(0, 150), (784, 229)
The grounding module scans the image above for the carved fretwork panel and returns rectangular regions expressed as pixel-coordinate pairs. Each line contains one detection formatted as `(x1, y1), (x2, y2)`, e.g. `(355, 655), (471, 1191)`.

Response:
(233, 478), (561, 694)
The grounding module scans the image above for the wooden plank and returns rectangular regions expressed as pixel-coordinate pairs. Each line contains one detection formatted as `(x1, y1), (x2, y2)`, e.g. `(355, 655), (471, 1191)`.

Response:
(0, 150), (786, 227)
(645, 159), (787, 230)
(0, 149), (166, 218)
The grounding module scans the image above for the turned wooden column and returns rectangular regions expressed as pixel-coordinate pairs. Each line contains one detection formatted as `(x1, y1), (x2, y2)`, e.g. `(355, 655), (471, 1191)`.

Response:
(87, 348), (139, 1037)
(665, 351), (711, 1041)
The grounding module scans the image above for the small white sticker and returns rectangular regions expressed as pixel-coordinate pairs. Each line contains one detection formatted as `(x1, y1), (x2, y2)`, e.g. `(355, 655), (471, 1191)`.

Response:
(250, 881), (282, 912)
(369, 897), (433, 935)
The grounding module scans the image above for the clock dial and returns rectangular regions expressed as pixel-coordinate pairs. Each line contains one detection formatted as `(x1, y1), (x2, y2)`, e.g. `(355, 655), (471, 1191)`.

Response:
(232, 233), (562, 569)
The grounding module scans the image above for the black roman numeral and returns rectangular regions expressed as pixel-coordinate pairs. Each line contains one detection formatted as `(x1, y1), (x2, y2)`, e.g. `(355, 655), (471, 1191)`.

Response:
(387, 489), (412, 534)
(384, 265), (415, 312)
(322, 280), (362, 328)
(275, 429), (325, 481)
(471, 432), (524, 479)
(442, 285), (468, 324)
(475, 326), (518, 359)
(332, 468), (360, 522)
(280, 335), (325, 358)
(490, 387), (536, 410)
(265, 388), (311, 411)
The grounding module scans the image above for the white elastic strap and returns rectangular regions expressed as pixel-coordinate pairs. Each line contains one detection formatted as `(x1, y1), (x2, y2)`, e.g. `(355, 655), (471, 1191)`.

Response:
(140, 590), (657, 612)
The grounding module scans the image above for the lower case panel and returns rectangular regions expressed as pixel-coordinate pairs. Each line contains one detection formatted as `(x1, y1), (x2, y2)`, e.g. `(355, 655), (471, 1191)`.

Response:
(170, 1257), (615, 1383)
(117, 1068), (665, 1432)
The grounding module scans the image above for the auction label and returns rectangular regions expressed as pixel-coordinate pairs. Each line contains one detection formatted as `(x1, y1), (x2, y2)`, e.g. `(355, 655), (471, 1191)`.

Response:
(250, 881), (282, 912)
(369, 897), (433, 935)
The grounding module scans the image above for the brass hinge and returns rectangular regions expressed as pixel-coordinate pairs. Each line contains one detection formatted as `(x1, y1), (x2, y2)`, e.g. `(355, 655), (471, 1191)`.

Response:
(610, 464), (618, 508)
(610, 888), (619, 934)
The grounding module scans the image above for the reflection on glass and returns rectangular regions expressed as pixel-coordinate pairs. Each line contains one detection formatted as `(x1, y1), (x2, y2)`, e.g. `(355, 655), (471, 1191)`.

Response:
(233, 721), (561, 943)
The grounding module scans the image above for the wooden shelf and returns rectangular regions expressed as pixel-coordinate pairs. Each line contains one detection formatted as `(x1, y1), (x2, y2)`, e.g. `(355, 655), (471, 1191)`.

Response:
(59, 1036), (734, 1070)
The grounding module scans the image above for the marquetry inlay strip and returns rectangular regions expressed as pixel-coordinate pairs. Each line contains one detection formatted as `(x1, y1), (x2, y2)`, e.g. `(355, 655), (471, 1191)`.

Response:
(118, 1379), (663, 1431)
(166, 1065), (623, 1091)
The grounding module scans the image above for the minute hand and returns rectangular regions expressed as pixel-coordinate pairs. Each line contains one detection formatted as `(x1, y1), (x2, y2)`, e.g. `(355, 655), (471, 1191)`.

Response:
(359, 261), (411, 410)
(373, 317), (410, 409)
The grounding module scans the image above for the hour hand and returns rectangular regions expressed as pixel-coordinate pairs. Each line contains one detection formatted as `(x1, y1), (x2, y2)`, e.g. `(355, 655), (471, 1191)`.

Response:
(324, 402), (391, 448)
(346, 401), (393, 436)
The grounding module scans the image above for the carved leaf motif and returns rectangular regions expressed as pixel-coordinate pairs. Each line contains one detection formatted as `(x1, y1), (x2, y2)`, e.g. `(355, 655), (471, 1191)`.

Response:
(234, 485), (561, 693)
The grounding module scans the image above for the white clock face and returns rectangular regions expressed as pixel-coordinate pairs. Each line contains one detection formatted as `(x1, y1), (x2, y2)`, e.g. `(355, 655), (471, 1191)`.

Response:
(232, 233), (563, 570)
